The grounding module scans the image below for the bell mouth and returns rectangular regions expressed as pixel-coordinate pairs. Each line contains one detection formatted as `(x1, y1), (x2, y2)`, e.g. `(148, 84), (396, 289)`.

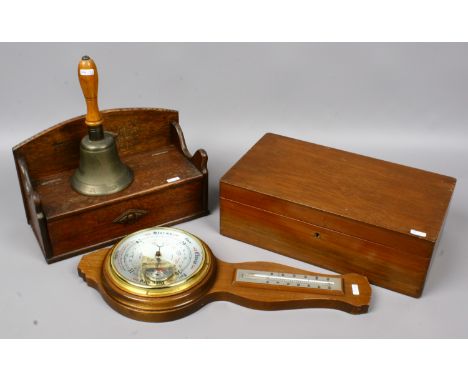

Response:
(71, 165), (133, 196)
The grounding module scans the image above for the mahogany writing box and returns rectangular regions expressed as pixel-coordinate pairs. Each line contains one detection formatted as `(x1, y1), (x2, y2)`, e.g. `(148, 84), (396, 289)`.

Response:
(220, 133), (456, 297)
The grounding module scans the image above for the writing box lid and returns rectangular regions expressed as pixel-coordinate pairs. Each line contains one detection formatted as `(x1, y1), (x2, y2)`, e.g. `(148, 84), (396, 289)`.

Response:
(220, 133), (456, 255)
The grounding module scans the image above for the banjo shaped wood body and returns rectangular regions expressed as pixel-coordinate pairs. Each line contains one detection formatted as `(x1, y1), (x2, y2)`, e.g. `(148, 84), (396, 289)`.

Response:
(78, 240), (372, 322)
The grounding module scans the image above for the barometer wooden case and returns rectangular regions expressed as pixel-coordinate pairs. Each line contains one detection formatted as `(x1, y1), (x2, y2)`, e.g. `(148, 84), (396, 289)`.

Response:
(13, 108), (208, 263)
(220, 133), (456, 297)
(78, 227), (371, 321)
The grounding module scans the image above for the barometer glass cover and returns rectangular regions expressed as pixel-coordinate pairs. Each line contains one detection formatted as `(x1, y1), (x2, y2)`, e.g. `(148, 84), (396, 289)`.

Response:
(109, 227), (206, 293)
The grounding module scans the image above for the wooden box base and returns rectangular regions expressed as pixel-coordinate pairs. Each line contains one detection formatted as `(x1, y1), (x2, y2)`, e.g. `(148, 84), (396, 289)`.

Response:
(14, 108), (208, 263)
(220, 133), (456, 297)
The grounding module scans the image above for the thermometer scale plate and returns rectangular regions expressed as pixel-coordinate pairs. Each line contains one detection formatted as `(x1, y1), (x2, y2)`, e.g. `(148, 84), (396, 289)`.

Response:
(235, 269), (343, 292)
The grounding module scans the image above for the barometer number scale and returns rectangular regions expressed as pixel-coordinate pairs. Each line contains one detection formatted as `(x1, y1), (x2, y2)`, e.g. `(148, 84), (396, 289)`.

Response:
(236, 269), (344, 292)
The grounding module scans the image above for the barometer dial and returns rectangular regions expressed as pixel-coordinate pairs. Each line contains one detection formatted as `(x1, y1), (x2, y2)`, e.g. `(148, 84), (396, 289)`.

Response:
(107, 227), (210, 296)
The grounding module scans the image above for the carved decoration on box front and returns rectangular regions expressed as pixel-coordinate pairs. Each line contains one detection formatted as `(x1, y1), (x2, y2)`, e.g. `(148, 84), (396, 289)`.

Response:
(113, 209), (148, 225)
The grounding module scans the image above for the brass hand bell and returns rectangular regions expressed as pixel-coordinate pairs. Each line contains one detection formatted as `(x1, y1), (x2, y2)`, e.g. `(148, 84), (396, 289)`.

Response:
(71, 56), (133, 196)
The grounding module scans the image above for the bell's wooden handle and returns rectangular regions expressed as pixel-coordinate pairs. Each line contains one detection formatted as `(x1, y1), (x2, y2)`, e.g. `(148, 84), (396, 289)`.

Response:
(208, 260), (372, 314)
(78, 56), (103, 127)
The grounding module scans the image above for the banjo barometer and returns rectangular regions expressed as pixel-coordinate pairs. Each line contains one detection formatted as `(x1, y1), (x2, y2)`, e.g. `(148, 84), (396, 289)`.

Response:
(78, 227), (371, 321)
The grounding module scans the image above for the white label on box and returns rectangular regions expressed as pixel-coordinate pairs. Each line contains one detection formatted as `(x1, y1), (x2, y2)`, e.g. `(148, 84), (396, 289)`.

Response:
(410, 229), (427, 238)
(351, 284), (360, 295)
(79, 68), (94, 76)
(167, 176), (180, 183)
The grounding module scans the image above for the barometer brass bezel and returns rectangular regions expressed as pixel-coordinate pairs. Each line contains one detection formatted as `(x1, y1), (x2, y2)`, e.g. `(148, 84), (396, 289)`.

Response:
(105, 227), (213, 297)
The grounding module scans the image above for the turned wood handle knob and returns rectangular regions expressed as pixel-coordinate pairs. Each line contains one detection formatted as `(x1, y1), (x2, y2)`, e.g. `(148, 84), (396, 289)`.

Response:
(78, 56), (104, 127)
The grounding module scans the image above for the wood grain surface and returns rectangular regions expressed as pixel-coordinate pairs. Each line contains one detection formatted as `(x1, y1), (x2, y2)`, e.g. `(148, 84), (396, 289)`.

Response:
(13, 108), (209, 263)
(220, 133), (456, 297)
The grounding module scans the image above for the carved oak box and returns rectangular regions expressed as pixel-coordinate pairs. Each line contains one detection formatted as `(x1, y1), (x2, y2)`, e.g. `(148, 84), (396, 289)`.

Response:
(220, 133), (456, 297)
(13, 108), (208, 263)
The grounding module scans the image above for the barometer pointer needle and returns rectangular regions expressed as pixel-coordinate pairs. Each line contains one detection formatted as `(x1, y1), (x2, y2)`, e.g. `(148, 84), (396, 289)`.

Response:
(155, 245), (163, 264)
